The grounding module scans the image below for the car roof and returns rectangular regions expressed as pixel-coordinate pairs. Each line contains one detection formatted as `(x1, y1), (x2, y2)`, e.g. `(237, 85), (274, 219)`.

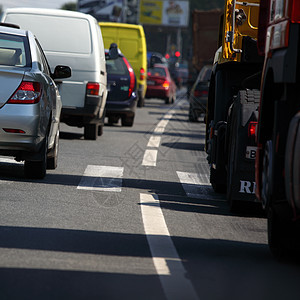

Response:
(0, 24), (27, 37)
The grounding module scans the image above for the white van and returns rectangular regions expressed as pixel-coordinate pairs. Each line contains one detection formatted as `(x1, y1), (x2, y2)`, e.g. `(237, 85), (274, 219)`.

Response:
(2, 8), (107, 140)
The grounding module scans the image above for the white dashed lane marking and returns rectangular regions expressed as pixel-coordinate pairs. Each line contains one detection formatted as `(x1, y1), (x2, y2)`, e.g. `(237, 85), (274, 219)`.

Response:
(177, 171), (225, 200)
(77, 165), (123, 192)
(140, 193), (199, 300)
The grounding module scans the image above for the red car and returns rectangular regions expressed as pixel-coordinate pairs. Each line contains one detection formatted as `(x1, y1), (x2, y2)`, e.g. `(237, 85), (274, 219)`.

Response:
(146, 64), (176, 104)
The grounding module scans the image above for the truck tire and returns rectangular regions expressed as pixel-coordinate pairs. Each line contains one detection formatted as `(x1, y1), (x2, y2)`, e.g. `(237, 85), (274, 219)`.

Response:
(226, 112), (239, 211)
(285, 112), (300, 211)
(84, 124), (98, 140)
(210, 167), (226, 193)
(226, 89), (260, 209)
(267, 206), (286, 259)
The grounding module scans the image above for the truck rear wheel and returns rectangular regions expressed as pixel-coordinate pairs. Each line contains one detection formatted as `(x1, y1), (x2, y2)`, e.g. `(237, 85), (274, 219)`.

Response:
(226, 113), (239, 211)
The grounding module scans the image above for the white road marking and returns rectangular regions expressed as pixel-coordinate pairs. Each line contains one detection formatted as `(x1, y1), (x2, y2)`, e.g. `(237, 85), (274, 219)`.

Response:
(177, 171), (225, 200)
(147, 136), (161, 148)
(140, 193), (199, 300)
(142, 107), (177, 166)
(142, 149), (158, 166)
(77, 165), (123, 192)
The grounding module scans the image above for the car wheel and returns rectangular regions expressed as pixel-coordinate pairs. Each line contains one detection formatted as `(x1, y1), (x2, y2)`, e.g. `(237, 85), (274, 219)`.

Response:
(121, 116), (134, 127)
(172, 94), (176, 103)
(47, 130), (59, 170)
(165, 96), (171, 104)
(137, 93), (145, 107)
(108, 116), (119, 125)
(188, 106), (198, 122)
(98, 125), (103, 136)
(84, 124), (98, 140)
(24, 137), (47, 179)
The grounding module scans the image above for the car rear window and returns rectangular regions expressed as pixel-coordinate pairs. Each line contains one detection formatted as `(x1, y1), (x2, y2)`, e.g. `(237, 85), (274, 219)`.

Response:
(5, 14), (92, 54)
(0, 33), (29, 67)
(148, 67), (166, 77)
(106, 57), (128, 75)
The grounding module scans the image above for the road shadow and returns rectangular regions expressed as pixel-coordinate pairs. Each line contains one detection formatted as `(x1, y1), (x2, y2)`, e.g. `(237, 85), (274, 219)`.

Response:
(161, 142), (205, 151)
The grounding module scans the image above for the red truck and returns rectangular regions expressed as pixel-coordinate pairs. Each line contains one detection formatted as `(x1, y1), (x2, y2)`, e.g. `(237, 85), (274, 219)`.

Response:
(256, 0), (300, 258)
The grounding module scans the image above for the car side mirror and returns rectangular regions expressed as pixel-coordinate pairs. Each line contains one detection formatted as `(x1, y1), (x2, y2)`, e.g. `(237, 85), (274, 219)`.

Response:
(108, 43), (119, 60)
(52, 65), (71, 79)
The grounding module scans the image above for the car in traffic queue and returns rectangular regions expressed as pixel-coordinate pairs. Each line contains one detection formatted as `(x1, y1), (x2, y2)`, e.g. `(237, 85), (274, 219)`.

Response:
(2, 8), (108, 141)
(189, 64), (212, 122)
(99, 22), (147, 108)
(145, 63), (176, 104)
(105, 44), (137, 127)
(0, 24), (71, 179)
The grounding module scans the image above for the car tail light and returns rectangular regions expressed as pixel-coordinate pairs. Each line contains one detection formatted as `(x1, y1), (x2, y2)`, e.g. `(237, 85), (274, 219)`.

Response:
(248, 121), (257, 137)
(3, 128), (25, 134)
(8, 81), (42, 104)
(140, 68), (145, 80)
(194, 90), (208, 97)
(86, 82), (100, 95)
(162, 81), (170, 88)
(123, 57), (135, 97)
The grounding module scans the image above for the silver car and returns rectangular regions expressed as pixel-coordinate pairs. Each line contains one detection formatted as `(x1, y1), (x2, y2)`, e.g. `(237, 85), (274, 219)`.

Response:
(0, 24), (71, 179)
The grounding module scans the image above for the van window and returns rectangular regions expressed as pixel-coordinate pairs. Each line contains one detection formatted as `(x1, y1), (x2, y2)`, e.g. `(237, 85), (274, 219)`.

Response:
(5, 14), (92, 54)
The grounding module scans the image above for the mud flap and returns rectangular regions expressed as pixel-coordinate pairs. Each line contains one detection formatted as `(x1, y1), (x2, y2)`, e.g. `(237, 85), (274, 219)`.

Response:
(227, 89), (260, 203)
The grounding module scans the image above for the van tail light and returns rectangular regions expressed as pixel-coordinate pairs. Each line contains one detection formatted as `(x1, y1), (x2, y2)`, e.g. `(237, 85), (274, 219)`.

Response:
(194, 90), (208, 97)
(123, 57), (135, 97)
(8, 81), (42, 104)
(140, 67), (145, 80)
(86, 82), (100, 95)
(248, 121), (257, 137)
(162, 81), (170, 88)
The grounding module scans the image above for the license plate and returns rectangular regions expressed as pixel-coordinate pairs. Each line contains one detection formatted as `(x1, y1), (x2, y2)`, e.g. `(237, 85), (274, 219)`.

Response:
(147, 80), (155, 85)
(246, 146), (257, 159)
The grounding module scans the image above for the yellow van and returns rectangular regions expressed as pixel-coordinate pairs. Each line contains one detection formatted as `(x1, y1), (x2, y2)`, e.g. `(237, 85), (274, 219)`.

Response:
(99, 22), (147, 107)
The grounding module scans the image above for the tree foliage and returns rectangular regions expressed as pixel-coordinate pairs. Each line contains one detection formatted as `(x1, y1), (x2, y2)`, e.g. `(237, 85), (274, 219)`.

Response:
(61, 2), (77, 11)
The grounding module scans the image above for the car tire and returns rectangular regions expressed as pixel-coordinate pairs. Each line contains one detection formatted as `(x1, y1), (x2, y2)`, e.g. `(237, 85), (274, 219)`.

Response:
(84, 124), (98, 140)
(98, 125), (103, 136)
(165, 96), (171, 104)
(137, 92), (145, 107)
(121, 116), (134, 127)
(189, 106), (198, 122)
(47, 130), (59, 170)
(24, 137), (47, 179)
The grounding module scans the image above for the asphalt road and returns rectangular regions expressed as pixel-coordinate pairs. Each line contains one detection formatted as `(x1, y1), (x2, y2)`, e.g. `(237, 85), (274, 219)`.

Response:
(0, 89), (299, 300)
